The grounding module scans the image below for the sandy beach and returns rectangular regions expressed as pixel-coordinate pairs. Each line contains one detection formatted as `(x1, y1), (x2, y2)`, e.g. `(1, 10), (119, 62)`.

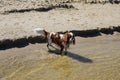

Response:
(0, 0), (120, 80)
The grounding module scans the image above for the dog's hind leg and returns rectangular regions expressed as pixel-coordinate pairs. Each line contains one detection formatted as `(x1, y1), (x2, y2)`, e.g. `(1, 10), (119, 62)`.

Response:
(47, 43), (50, 50)
(47, 43), (52, 51)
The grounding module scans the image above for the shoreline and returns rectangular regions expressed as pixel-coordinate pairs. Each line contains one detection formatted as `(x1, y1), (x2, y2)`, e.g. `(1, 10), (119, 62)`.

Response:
(0, 26), (120, 50)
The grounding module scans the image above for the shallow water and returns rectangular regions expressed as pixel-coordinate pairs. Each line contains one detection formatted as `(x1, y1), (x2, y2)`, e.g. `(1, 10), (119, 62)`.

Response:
(0, 33), (120, 80)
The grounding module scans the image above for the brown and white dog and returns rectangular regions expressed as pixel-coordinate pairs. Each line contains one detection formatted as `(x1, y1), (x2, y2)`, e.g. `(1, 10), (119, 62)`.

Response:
(34, 28), (75, 55)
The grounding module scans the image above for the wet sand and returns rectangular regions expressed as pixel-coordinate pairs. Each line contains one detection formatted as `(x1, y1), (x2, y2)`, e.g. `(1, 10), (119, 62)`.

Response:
(0, 33), (120, 80)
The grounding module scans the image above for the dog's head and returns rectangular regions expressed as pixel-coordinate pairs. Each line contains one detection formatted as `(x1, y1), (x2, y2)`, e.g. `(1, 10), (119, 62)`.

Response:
(67, 32), (76, 45)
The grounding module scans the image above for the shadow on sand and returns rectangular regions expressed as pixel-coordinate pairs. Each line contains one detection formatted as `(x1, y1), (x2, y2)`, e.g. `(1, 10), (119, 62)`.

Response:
(0, 36), (46, 50)
(67, 51), (93, 63)
(48, 49), (93, 63)
(59, 26), (120, 37)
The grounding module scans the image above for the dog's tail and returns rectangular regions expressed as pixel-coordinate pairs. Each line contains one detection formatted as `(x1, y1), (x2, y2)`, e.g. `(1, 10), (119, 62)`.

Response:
(34, 28), (44, 33)
(33, 28), (46, 36)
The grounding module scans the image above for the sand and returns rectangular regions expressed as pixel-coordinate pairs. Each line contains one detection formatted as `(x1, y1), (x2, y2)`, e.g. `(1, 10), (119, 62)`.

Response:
(0, 3), (120, 40)
(0, 1), (120, 80)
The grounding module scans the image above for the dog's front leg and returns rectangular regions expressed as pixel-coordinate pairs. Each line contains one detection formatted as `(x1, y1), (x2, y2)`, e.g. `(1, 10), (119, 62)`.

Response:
(60, 45), (65, 56)
(64, 45), (68, 55)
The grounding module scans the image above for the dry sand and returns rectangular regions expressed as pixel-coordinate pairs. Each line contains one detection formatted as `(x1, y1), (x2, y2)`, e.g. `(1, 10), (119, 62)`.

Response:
(0, 3), (120, 40)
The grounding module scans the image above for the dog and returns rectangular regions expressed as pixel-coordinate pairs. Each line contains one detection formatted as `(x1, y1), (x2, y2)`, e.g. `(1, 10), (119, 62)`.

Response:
(34, 28), (75, 55)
